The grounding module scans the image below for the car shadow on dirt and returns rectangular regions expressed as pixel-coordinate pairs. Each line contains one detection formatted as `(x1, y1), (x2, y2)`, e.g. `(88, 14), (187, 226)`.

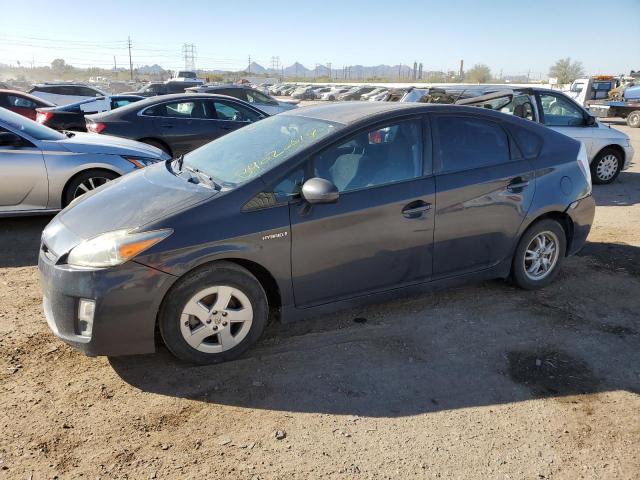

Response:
(109, 243), (640, 418)
(592, 171), (640, 207)
(0, 216), (53, 268)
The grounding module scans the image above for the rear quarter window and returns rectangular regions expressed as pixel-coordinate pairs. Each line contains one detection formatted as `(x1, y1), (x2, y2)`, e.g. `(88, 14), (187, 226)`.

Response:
(508, 123), (543, 159)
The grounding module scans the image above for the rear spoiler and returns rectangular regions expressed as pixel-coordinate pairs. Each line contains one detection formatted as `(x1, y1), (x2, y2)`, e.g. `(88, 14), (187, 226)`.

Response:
(455, 89), (514, 106)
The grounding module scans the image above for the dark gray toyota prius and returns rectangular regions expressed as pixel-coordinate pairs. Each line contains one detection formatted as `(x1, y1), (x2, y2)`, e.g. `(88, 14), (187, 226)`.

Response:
(39, 102), (595, 364)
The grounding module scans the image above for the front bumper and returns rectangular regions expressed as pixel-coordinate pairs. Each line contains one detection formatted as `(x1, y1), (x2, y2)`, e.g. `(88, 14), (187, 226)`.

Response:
(38, 250), (177, 356)
(565, 194), (596, 256)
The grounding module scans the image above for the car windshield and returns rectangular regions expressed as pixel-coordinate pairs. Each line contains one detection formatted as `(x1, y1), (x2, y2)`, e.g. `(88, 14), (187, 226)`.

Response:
(0, 106), (64, 140)
(183, 114), (344, 186)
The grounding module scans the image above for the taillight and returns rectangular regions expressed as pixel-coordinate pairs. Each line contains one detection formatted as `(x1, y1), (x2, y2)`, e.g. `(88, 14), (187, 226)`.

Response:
(36, 111), (53, 124)
(87, 121), (106, 134)
(576, 142), (592, 194)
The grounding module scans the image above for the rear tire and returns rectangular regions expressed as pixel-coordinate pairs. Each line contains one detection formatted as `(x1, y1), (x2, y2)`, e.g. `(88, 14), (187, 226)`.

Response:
(590, 147), (623, 184)
(140, 138), (172, 156)
(511, 219), (566, 290)
(63, 169), (118, 207)
(626, 110), (640, 128)
(159, 262), (268, 365)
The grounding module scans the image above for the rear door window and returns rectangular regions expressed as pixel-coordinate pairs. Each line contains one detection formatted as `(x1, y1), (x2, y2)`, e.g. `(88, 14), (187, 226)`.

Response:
(144, 100), (210, 119)
(245, 90), (277, 106)
(7, 95), (36, 108)
(434, 115), (510, 173)
(211, 101), (261, 122)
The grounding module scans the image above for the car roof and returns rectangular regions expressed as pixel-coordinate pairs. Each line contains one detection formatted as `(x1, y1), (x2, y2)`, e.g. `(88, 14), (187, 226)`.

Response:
(0, 89), (56, 105)
(88, 93), (266, 119)
(282, 101), (427, 124)
(282, 101), (539, 126)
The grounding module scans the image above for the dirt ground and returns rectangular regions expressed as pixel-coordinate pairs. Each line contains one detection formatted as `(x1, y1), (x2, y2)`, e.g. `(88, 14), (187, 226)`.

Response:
(0, 121), (639, 480)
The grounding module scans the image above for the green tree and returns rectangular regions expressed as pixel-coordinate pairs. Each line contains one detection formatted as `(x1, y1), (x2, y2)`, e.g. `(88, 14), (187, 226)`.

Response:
(465, 64), (492, 83)
(549, 58), (585, 85)
(51, 58), (68, 75)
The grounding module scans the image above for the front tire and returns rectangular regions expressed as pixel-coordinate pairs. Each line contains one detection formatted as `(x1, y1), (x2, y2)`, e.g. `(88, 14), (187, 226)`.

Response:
(159, 262), (268, 365)
(590, 147), (623, 184)
(511, 219), (566, 290)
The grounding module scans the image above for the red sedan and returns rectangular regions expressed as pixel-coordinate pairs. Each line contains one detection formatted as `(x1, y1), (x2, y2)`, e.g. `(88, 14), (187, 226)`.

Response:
(0, 89), (54, 121)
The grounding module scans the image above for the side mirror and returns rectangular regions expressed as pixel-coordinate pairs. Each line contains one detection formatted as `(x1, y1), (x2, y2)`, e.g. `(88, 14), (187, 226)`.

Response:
(586, 115), (597, 126)
(0, 131), (23, 147)
(301, 177), (339, 204)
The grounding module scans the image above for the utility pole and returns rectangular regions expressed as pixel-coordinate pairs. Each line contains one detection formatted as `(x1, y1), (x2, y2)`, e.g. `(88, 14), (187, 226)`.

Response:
(326, 62), (332, 81)
(248, 55), (251, 74)
(459, 59), (464, 79)
(127, 36), (133, 80)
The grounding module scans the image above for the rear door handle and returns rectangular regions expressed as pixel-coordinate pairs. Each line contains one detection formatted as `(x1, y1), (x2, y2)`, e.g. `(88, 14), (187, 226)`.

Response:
(402, 201), (432, 218)
(160, 124), (174, 129)
(507, 179), (530, 191)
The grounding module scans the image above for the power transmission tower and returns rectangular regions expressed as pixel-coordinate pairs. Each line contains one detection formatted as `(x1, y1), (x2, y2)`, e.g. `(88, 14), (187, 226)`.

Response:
(248, 55), (251, 74)
(127, 36), (133, 80)
(182, 44), (197, 71)
(271, 56), (280, 72)
(326, 62), (332, 80)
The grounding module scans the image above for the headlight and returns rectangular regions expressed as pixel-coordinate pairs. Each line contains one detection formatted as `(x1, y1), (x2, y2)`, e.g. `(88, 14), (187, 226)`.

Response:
(67, 229), (172, 268)
(123, 156), (160, 169)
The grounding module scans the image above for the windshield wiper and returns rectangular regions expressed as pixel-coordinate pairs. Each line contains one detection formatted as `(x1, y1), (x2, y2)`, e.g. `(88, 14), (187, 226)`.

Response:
(184, 164), (222, 190)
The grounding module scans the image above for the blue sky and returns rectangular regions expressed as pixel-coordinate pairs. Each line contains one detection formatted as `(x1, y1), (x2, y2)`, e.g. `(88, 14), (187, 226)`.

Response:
(0, 0), (638, 77)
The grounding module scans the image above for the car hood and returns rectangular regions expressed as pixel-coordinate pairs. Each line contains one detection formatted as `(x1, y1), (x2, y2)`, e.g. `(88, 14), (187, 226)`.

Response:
(42, 162), (217, 256)
(278, 98), (299, 106)
(50, 132), (168, 159)
(276, 101), (298, 110)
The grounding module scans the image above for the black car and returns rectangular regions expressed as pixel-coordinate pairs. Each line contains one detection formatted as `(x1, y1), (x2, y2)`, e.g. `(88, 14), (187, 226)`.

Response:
(39, 102), (594, 364)
(85, 93), (268, 156)
(35, 95), (143, 131)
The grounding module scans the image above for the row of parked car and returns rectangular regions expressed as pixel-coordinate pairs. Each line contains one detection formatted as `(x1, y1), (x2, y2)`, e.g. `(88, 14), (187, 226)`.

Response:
(0, 76), (635, 218)
(269, 83), (387, 101)
(0, 81), (284, 215)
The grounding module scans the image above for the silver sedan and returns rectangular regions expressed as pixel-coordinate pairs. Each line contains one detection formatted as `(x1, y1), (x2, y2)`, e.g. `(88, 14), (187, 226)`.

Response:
(0, 107), (170, 216)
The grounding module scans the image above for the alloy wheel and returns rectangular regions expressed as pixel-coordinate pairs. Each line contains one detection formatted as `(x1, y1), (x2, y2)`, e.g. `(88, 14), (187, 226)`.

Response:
(595, 154), (619, 182)
(73, 176), (111, 199)
(523, 231), (560, 281)
(179, 285), (253, 353)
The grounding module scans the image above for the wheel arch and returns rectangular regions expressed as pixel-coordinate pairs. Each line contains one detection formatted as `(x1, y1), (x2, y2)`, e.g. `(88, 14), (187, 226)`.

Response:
(157, 258), (282, 324)
(591, 143), (625, 165)
(519, 210), (574, 257)
(138, 137), (173, 156)
(61, 167), (120, 207)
